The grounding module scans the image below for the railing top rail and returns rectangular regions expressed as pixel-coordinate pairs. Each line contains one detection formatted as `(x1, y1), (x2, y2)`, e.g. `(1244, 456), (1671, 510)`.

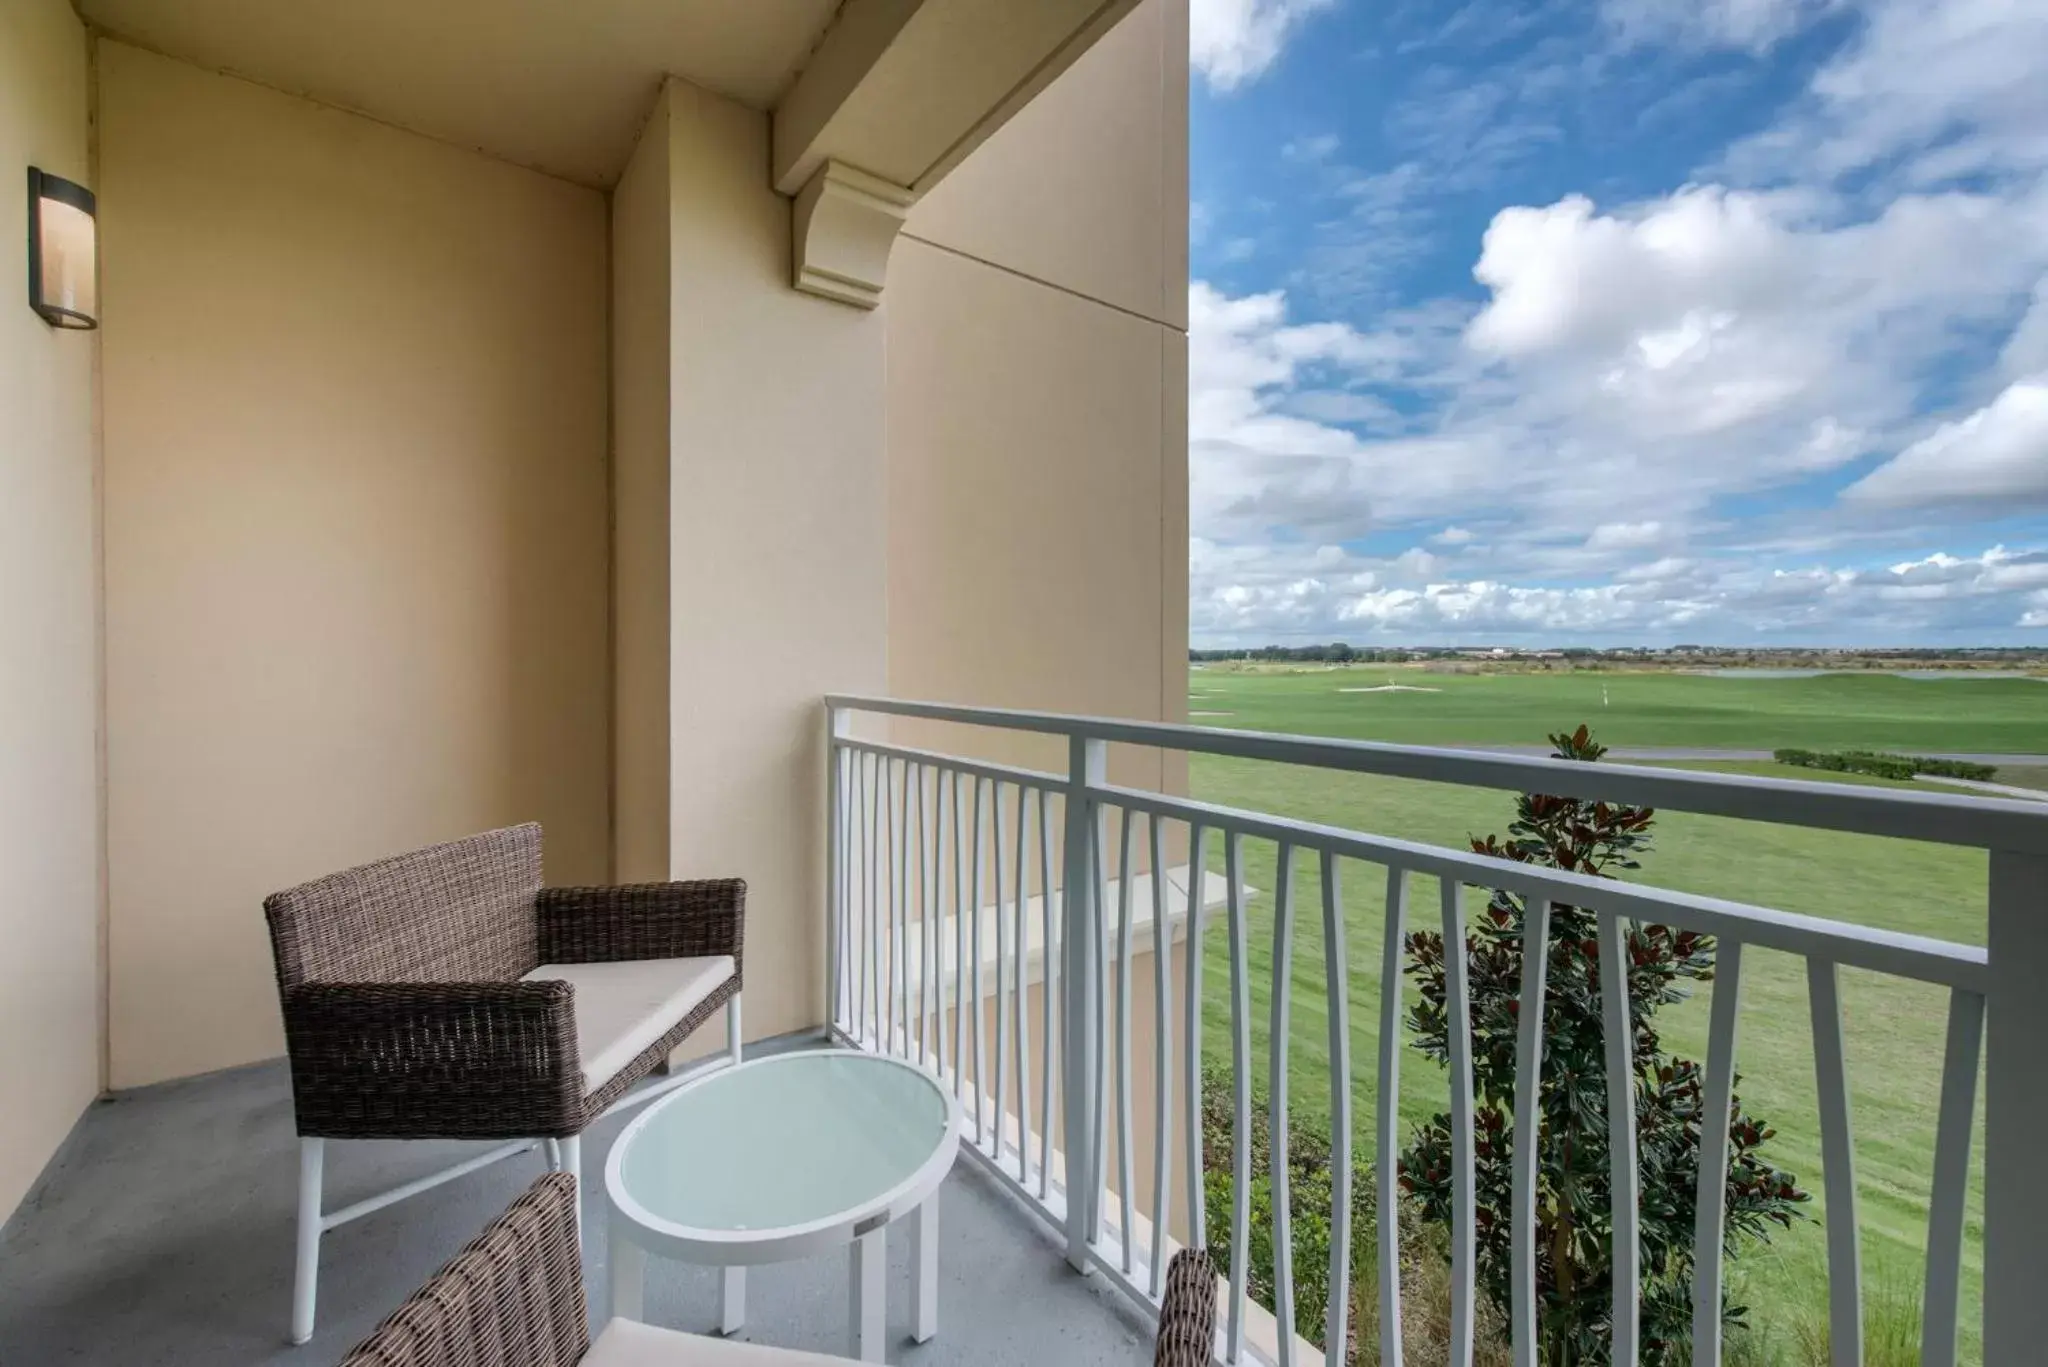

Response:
(838, 736), (1063, 791)
(1096, 781), (1987, 992)
(825, 694), (2048, 854)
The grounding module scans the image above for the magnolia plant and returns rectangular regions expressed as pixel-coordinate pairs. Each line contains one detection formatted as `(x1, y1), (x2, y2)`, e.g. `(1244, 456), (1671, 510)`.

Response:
(1400, 726), (1807, 1365)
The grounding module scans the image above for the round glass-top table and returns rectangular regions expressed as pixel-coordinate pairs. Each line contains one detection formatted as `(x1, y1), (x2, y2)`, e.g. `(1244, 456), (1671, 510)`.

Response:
(604, 1049), (961, 1362)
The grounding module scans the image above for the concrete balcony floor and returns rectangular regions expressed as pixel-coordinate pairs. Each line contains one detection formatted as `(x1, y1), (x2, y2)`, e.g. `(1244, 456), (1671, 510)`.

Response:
(0, 1042), (1156, 1365)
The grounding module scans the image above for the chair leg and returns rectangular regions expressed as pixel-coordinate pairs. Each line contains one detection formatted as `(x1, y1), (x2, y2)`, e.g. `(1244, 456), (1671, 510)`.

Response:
(727, 993), (743, 1067)
(291, 1137), (325, 1345)
(544, 1138), (562, 1172)
(559, 1133), (582, 1247)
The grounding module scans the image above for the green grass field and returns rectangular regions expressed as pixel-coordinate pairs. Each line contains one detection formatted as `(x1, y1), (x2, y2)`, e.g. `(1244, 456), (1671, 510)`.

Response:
(1183, 665), (2047, 1362)
(1186, 663), (2048, 753)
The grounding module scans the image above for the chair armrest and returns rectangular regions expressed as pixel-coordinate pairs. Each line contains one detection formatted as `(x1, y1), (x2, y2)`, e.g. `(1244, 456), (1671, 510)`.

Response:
(536, 879), (745, 974)
(280, 980), (584, 1140)
(1153, 1248), (1218, 1367)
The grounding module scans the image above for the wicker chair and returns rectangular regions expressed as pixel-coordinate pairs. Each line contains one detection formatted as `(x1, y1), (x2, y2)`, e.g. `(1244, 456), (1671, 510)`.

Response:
(1153, 1248), (1218, 1367)
(264, 823), (744, 1346)
(342, 1175), (1222, 1366)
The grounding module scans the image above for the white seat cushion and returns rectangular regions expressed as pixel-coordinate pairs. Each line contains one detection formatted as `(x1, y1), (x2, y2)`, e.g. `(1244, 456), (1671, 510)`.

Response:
(521, 955), (734, 1092)
(585, 1317), (852, 1366)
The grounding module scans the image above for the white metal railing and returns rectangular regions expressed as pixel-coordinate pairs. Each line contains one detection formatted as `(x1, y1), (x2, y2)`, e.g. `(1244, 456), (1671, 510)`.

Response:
(821, 696), (2048, 1367)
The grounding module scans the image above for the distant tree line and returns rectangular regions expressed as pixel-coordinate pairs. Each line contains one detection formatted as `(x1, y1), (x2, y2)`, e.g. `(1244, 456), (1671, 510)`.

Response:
(1192, 643), (1389, 662)
(1190, 643), (2047, 666)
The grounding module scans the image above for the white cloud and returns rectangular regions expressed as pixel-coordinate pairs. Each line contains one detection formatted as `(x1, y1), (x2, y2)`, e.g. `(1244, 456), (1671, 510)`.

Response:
(1845, 378), (2048, 509)
(1190, 0), (1335, 92)
(1585, 521), (1667, 551)
(1282, 133), (1341, 163)
(2002, 281), (2048, 379)
(1192, 538), (2048, 644)
(1188, 282), (1476, 542)
(1602, 0), (1832, 53)
(1723, 0), (2048, 188)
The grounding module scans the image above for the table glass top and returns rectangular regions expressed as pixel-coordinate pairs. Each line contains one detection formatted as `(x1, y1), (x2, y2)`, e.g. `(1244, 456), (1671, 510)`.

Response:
(614, 1051), (953, 1233)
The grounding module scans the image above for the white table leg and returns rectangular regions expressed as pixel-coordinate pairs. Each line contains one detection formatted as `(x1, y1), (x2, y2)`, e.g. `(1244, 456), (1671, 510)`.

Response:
(609, 1225), (644, 1322)
(721, 1266), (746, 1336)
(849, 1225), (886, 1362)
(910, 1194), (939, 1343)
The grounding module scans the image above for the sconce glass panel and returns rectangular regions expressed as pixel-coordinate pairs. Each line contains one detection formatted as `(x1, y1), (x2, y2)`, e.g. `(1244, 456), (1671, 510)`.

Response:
(29, 167), (97, 329)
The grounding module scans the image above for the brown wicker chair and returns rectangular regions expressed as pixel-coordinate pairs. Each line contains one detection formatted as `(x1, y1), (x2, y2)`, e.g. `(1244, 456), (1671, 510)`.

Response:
(343, 1175), (1222, 1367)
(265, 823), (744, 1346)
(1153, 1248), (1217, 1367)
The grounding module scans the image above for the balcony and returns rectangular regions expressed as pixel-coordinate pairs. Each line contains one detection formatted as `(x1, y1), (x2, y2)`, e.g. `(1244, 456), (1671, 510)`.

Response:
(5, 696), (2035, 1365)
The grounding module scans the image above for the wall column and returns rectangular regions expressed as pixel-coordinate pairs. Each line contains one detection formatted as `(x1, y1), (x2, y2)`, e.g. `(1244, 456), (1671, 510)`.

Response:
(650, 79), (889, 1050)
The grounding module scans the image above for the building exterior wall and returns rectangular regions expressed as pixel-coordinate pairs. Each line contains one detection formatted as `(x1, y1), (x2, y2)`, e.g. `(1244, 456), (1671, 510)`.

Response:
(97, 41), (612, 1087)
(611, 96), (673, 885)
(884, 0), (1190, 791)
(660, 79), (890, 1053)
(879, 0), (1193, 1234)
(0, 0), (100, 1221)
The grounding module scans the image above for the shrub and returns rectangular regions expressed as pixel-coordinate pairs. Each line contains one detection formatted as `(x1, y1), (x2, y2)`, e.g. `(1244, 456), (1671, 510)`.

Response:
(1199, 1059), (1512, 1364)
(1773, 748), (1995, 782)
(1403, 725), (1808, 1365)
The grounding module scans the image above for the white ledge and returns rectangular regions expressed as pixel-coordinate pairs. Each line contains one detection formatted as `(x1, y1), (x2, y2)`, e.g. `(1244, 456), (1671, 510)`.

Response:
(846, 864), (1241, 1006)
(791, 160), (914, 309)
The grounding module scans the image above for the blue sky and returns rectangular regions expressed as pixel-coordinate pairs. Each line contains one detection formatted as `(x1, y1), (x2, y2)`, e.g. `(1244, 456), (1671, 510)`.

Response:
(1186, 0), (2048, 647)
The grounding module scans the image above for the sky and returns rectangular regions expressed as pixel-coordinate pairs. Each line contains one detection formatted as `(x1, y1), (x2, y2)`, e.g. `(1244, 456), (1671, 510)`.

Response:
(1186, 0), (2048, 648)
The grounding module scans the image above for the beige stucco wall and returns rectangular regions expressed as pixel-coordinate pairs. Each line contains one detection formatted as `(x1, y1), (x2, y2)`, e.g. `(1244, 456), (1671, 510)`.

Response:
(884, 0), (1190, 791)
(659, 80), (890, 1053)
(612, 98), (672, 885)
(0, 0), (100, 1220)
(848, 0), (1193, 1255)
(876, 0), (1193, 1241)
(98, 41), (612, 1088)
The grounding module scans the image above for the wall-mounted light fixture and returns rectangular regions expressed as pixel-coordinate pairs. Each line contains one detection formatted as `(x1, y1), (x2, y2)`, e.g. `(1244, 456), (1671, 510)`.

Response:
(27, 167), (97, 330)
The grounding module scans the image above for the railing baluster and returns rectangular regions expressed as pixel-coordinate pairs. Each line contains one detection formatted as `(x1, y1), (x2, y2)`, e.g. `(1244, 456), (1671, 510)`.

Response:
(826, 725), (843, 1032)
(891, 758), (906, 1057)
(1040, 785), (1060, 1205)
(1599, 910), (1640, 1367)
(1922, 986), (1984, 1367)
(1441, 878), (1476, 1367)
(1061, 737), (1108, 1267)
(1808, 960), (1863, 1367)
(934, 768), (950, 1080)
(1377, 867), (1408, 1367)
(1321, 851), (1352, 1367)
(924, 765), (939, 1069)
(1087, 793), (1108, 1233)
(1015, 782), (1034, 1186)
(1692, 938), (1746, 1365)
(1224, 831), (1251, 1364)
(873, 755), (886, 1051)
(1115, 807), (1137, 1273)
(953, 768), (968, 1101)
(992, 782), (1011, 1165)
(1270, 843), (1298, 1366)
(970, 777), (989, 1148)
(1183, 824), (1209, 1255)
(839, 746), (854, 1031)
(1149, 811), (1174, 1298)
(921, 766), (937, 1065)
(856, 751), (872, 1045)
(1510, 898), (1551, 1367)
